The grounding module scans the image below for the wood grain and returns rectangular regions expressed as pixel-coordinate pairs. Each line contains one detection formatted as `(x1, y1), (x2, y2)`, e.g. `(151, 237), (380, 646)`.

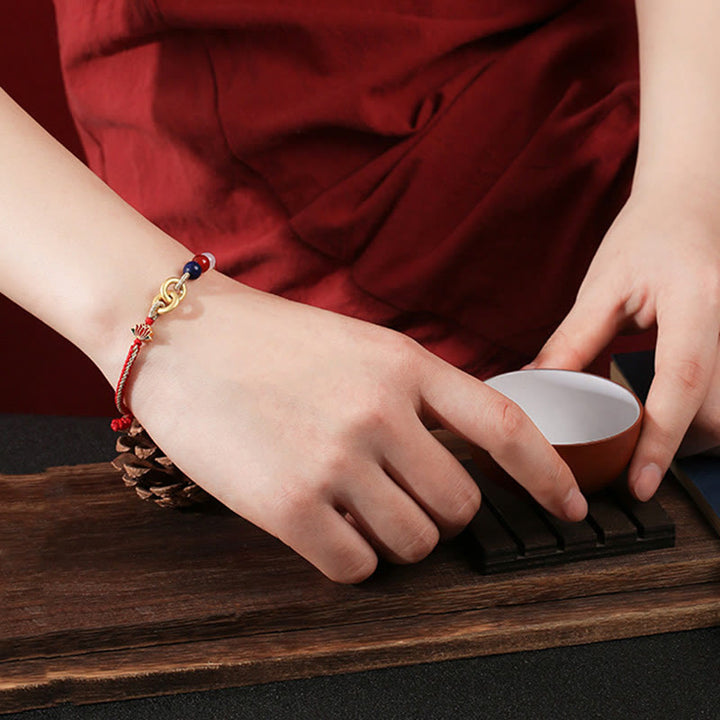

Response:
(1, 442), (719, 713)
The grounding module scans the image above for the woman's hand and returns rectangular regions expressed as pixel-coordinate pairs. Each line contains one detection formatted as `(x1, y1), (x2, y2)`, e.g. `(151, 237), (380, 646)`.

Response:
(106, 269), (587, 583)
(676, 341), (720, 459)
(528, 187), (720, 500)
(0, 85), (586, 585)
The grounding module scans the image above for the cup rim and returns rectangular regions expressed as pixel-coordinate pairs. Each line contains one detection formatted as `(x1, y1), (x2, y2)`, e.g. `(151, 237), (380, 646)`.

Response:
(484, 368), (644, 447)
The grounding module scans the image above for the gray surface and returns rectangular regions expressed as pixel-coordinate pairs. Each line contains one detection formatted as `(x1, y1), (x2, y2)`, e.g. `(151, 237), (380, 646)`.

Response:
(5, 630), (720, 720)
(2, 412), (719, 719)
(0, 413), (118, 474)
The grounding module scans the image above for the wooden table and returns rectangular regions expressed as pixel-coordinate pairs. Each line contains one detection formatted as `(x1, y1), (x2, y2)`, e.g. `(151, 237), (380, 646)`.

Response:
(2, 433), (718, 715)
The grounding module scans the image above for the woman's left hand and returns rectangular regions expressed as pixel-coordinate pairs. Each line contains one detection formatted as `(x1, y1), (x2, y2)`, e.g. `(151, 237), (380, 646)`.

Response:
(527, 187), (720, 500)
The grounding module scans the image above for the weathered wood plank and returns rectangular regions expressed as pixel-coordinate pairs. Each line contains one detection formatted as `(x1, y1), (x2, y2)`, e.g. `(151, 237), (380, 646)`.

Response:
(2, 583), (718, 714)
(1, 450), (718, 713)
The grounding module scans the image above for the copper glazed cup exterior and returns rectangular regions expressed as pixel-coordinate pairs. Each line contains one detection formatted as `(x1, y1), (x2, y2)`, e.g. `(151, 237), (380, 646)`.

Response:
(470, 369), (644, 495)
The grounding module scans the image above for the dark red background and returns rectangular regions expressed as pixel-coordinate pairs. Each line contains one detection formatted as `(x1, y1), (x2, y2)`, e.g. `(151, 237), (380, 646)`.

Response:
(0, 0), (118, 416)
(0, 1), (652, 417)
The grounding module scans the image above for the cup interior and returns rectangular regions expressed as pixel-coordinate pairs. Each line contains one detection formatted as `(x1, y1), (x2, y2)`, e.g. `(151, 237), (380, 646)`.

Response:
(485, 369), (641, 445)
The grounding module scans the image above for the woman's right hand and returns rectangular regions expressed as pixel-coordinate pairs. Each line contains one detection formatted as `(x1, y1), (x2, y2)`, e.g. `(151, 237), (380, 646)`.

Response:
(108, 269), (587, 583)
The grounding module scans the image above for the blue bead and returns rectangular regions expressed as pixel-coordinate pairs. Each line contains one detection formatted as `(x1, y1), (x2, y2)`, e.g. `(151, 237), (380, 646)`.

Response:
(183, 260), (202, 279)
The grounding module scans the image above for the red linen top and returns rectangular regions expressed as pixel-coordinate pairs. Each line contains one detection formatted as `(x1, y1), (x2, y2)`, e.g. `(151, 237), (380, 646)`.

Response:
(52, 0), (639, 378)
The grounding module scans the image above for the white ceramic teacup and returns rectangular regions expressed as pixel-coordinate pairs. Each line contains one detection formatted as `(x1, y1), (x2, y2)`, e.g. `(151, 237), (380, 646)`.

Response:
(472, 369), (644, 493)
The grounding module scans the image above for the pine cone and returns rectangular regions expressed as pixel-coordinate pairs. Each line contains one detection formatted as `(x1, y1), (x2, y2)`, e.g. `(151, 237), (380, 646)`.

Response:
(111, 418), (212, 509)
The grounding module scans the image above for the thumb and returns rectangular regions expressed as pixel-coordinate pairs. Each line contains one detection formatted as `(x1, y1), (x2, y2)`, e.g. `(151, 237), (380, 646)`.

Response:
(527, 285), (626, 372)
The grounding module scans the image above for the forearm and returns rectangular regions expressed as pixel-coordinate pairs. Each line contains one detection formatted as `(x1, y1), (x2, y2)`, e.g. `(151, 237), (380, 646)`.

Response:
(633, 0), (720, 206)
(0, 88), (214, 384)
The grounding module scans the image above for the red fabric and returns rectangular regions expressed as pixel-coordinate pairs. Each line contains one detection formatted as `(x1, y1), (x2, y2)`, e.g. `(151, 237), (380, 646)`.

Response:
(53, 0), (640, 379)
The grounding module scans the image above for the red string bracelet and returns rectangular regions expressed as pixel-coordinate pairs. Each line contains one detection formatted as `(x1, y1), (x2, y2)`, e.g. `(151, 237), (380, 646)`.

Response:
(110, 252), (216, 432)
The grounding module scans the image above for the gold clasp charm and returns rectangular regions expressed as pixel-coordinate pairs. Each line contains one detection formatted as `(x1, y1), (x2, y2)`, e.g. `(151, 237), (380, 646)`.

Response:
(152, 277), (187, 315)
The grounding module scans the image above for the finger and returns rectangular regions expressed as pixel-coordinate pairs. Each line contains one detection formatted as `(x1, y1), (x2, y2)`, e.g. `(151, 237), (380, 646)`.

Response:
(628, 298), (720, 501)
(677, 335), (720, 458)
(333, 463), (440, 565)
(529, 283), (626, 371)
(278, 502), (378, 584)
(381, 412), (482, 540)
(419, 359), (587, 522)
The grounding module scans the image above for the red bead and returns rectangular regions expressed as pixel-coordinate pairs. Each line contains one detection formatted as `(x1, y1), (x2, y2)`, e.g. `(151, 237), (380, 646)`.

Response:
(193, 254), (210, 272)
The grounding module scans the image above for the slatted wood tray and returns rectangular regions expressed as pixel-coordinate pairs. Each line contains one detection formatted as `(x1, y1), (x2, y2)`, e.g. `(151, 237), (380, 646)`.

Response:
(466, 460), (675, 572)
(1, 436), (719, 714)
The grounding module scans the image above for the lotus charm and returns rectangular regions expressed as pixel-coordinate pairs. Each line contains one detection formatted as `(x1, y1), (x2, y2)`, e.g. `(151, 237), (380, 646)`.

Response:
(132, 322), (153, 342)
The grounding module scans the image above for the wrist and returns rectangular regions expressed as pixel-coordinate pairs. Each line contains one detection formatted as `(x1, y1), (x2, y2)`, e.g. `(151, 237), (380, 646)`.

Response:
(81, 232), (206, 387)
(95, 251), (262, 421)
(630, 163), (720, 232)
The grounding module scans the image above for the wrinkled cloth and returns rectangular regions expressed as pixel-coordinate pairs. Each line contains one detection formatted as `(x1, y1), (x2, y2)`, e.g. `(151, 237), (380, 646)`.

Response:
(53, 0), (640, 377)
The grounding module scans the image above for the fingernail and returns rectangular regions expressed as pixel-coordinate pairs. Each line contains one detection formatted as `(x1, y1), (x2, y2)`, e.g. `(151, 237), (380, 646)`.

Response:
(523, 362), (538, 370)
(561, 487), (588, 522)
(633, 463), (663, 501)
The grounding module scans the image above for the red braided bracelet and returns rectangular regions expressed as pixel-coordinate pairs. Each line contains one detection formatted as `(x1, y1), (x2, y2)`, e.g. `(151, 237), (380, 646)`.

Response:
(110, 251), (216, 432)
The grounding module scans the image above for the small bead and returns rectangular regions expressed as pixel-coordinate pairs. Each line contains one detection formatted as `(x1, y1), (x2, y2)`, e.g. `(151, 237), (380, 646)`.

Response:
(183, 260), (203, 279)
(193, 254), (210, 272)
(200, 251), (216, 271)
